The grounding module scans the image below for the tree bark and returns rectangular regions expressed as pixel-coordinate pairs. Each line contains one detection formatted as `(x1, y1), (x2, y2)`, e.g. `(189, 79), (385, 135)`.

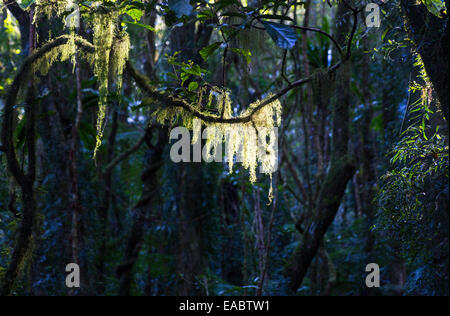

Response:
(1, 88), (37, 296)
(116, 129), (166, 296)
(0, 6), (37, 295)
(284, 3), (356, 292)
(400, 0), (449, 126)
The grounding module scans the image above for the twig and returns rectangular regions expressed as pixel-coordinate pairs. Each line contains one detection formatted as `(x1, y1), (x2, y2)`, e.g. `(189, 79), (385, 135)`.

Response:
(281, 49), (291, 84)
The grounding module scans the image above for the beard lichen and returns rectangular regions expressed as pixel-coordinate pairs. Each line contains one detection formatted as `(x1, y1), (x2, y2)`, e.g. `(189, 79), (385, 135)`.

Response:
(109, 32), (130, 91)
(33, 1), (130, 159)
(91, 10), (130, 159)
(153, 88), (282, 203)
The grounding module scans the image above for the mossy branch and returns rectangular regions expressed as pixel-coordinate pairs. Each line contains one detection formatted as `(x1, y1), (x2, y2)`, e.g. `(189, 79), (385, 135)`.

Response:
(1, 35), (94, 187)
(126, 61), (342, 124)
(0, 34), (94, 295)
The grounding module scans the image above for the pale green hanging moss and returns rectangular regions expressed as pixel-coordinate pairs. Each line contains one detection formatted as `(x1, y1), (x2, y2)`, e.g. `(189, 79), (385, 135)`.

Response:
(91, 10), (118, 159)
(33, 1), (129, 159)
(109, 32), (130, 91)
(154, 88), (282, 203)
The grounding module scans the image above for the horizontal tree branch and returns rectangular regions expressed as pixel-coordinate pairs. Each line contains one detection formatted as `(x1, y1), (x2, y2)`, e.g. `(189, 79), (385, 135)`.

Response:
(126, 61), (342, 124)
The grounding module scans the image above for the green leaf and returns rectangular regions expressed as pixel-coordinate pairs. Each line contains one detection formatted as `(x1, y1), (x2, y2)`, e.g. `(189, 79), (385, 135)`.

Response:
(168, 0), (193, 18)
(198, 10), (214, 20)
(181, 72), (191, 86)
(182, 64), (205, 76)
(199, 42), (222, 61)
(231, 48), (252, 65)
(126, 8), (144, 22)
(123, 21), (155, 32)
(262, 21), (297, 49)
(188, 82), (199, 92)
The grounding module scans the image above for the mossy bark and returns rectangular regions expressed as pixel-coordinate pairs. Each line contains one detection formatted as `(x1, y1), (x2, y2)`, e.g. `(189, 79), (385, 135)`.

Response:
(401, 0), (449, 126)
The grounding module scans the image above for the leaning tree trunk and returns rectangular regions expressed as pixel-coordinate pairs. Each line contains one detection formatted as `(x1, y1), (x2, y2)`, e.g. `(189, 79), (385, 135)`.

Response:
(1, 88), (37, 296)
(284, 2), (356, 292)
(116, 129), (166, 296)
(0, 4), (37, 295)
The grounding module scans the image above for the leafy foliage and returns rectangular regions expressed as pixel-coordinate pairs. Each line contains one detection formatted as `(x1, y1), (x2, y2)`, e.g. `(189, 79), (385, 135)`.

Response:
(0, 0), (448, 297)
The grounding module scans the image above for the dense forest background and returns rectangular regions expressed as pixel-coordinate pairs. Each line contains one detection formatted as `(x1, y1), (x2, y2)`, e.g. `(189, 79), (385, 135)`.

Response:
(0, 0), (448, 296)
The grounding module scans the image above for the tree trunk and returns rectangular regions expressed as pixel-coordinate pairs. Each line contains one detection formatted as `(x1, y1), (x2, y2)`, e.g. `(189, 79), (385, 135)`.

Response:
(116, 129), (166, 296)
(284, 3), (356, 292)
(401, 0), (449, 126)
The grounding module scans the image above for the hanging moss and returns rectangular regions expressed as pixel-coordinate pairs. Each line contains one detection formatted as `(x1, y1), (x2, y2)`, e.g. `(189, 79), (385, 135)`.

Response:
(109, 32), (130, 90)
(32, 1), (130, 159)
(91, 10), (119, 158)
(154, 88), (282, 203)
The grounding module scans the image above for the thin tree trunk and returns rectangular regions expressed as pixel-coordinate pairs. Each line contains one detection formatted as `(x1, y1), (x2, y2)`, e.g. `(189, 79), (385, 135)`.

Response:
(67, 52), (84, 295)
(96, 111), (118, 294)
(116, 129), (166, 296)
(0, 6), (37, 295)
(284, 3), (356, 292)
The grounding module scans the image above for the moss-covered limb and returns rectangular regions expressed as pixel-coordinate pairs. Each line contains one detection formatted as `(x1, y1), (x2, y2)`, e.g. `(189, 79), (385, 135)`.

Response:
(0, 34), (94, 295)
(0, 90), (37, 296)
(127, 59), (339, 198)
(126, 61), (342, 125)
(2, 35), (93, 187)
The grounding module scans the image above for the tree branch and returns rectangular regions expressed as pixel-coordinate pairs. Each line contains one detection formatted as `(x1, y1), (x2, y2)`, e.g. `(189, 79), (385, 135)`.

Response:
(2, 0), (29, 26)
(1, 35), (94, 188)
(102, 134), (146, 176)
(126, 61), (342, 124)
(2, 0), (31, 52)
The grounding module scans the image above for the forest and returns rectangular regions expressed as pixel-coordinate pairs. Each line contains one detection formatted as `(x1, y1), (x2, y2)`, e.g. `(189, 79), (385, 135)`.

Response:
(0, 0), (448, 297)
